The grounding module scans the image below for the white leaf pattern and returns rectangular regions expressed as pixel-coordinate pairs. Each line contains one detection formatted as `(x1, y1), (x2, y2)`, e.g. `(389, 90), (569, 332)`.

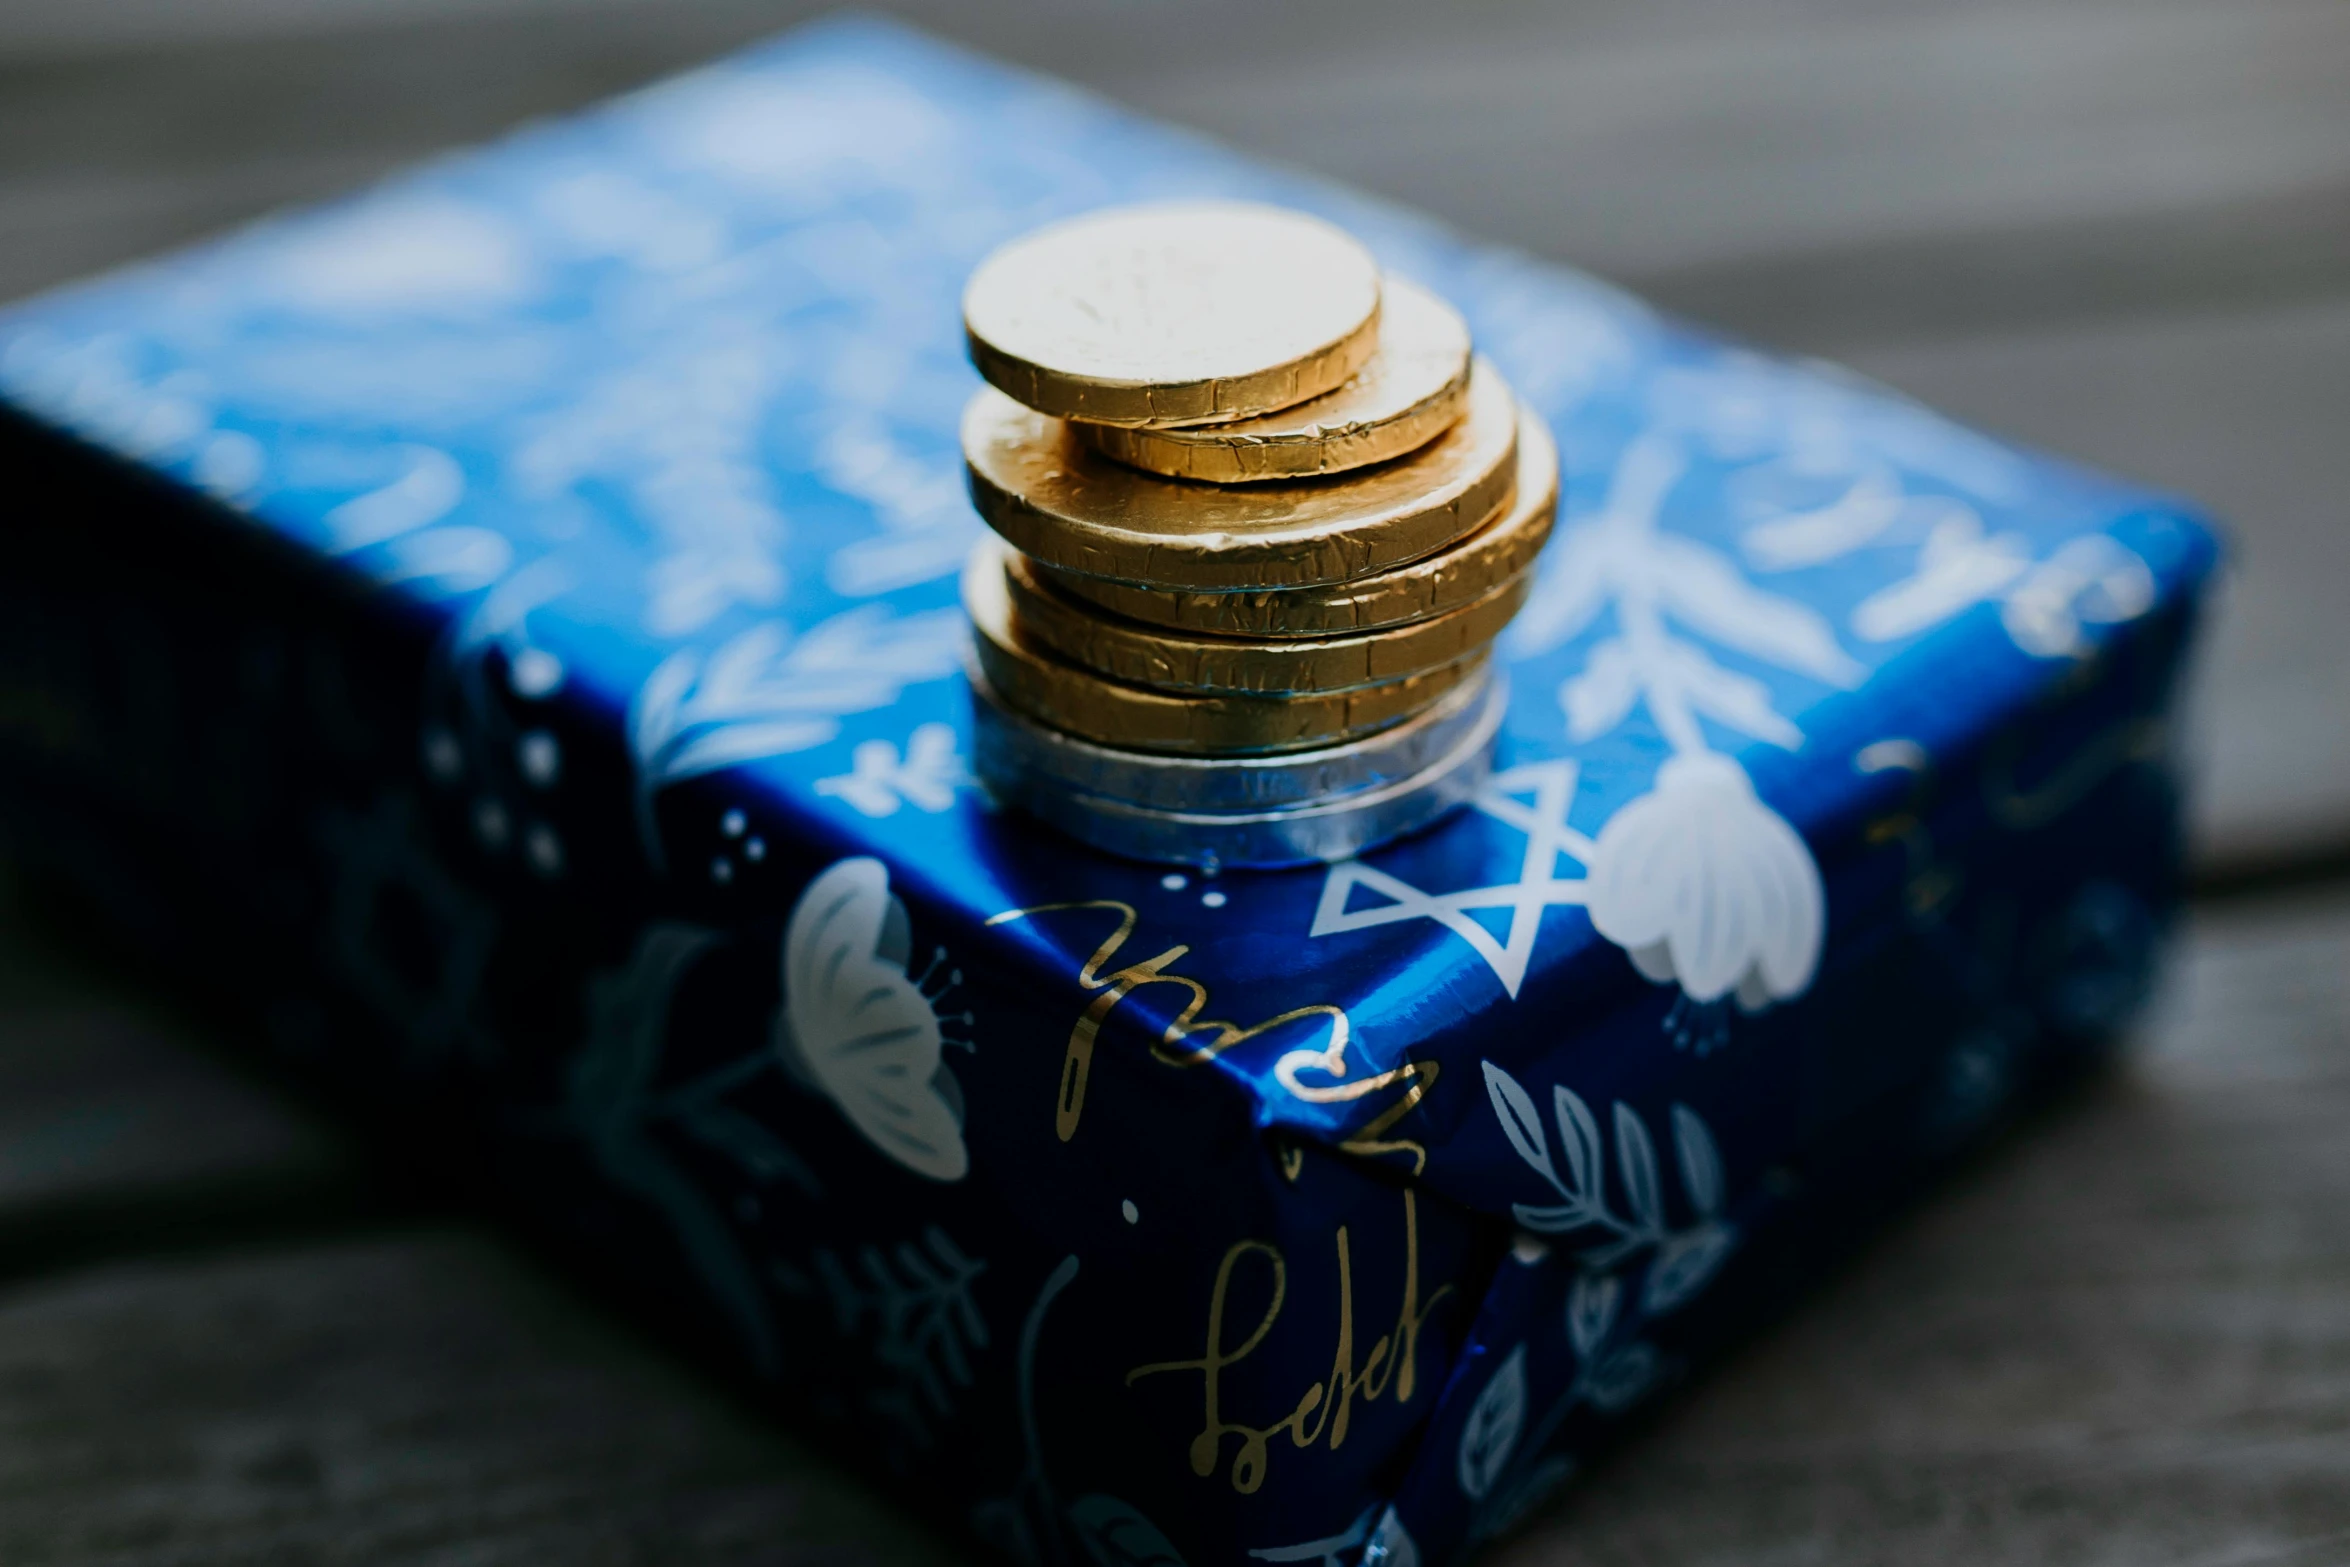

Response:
(1649, 531), (1862, 686)
(1552, 1084), (1603, 1206)
(629, 604), (964, 863)
(1643, 1222), (1736, 1314)
(817, 421), (982, 598)
(1503, 524), (1614, 655)
(1487, 1068), (1741, 1330)
(322, 443), (464, 551)
(1485, 434), (1852, 1011)
(1480, 1454), (1576, 1542)
(816, 722), (968, 818)
(1853, 511), (2032, 642)
(1560, 638), (1641, 742)
(1657, 639), (1803, 749)
(2002, 534), (2158, 659)
(1565, 1270), (1619, 1360)
(662, 718), (842, 783)
(1671, 1104), (1724, 1217)
(1456, 1343), (1527, 1500)
(1824, 490), (2158, 661)
(1483, 1061), (1558, 1191)
(1613, 1102), (1663, 1233)
(376, 526), (513, 593)
(1740, 471), (1904, 570)
(1584, 1342), (1661, 1413)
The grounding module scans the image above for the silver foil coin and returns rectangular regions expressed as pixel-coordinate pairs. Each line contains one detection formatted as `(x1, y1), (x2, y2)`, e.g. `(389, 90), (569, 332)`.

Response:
(969, 659), (1502, 812)
(971, 666), (1505, 869)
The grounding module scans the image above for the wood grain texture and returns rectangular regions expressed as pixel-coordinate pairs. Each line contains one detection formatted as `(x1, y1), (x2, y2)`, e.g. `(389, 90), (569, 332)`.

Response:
(0, 1228), (962, 1567)
(9, 0), (2349, 322)
(0, 874), (361, 1274)
(1492, 890), (2350, 1565)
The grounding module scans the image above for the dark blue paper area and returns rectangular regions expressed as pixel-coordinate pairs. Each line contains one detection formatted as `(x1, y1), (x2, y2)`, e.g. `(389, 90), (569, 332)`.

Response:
(0, 16), (2218, 1566)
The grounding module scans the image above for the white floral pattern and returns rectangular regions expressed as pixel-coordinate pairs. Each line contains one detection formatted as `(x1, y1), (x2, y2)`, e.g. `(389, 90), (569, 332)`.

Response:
(1455, 1065), (1742, 1543)
(1363, 1510), (1420, 1567)
(816, 721), (969, 817)
(1313, 428), (1863, 1011)
(629, 607), (964, 863)
(1711, 397), (2161, 663)
(1583, 752), (1823, 1007)
(1477, 434), (1854, 1009)
(776, 857), (969, 1182)
(1312, 740), (1822, 1011)
(1844, 509), (2158, 658)
(1455, 1344), (1527, 1500)
(1481, 1061), (1736, 1305)
(1511, 436), (1863, 749)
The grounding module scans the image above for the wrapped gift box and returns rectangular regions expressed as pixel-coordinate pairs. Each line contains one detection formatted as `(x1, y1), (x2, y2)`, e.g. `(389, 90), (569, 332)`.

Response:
(0, 18), (2217, 1566)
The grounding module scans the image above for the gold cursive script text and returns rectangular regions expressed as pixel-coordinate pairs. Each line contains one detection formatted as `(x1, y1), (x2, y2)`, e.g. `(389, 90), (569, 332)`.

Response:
(1125, 1188), (1452, 1494)
(986, 900), (1351, 1142)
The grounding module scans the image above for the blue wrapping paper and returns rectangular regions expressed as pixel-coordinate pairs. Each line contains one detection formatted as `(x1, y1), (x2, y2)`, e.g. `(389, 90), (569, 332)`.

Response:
(0, 17), (2217, 1566)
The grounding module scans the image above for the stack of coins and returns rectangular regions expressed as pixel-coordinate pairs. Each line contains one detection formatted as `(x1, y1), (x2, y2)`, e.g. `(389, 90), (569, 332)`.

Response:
(957, 201), (1558, 869)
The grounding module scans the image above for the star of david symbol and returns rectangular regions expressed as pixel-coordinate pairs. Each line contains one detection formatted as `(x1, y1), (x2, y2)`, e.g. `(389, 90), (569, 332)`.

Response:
(1309, 758), (1597, 998)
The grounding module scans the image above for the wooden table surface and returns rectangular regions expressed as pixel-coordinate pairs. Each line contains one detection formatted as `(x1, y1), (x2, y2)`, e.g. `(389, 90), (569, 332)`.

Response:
(2, 3), (2346, 1562)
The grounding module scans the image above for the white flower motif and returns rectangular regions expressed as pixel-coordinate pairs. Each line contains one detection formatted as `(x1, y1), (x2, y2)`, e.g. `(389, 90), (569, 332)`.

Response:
(774, 857), (968, 1182)
(1583, 752), (1822, 1008)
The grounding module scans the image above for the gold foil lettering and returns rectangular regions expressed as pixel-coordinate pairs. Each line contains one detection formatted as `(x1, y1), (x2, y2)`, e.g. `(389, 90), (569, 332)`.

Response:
(987, 899), (1348, 1141)
(1126, 1190), (1452, 1493)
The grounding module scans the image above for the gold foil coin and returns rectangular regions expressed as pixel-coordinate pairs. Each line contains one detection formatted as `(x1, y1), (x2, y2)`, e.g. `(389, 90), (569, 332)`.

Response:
(962, 360), (1521, 592)
(963, 540), (1482, 754)
(963, 201), (1382, 428)
(1082, 276), (1472, 482)
(1047, 410), (1559, 637)
(1002, 543), (1529, 696)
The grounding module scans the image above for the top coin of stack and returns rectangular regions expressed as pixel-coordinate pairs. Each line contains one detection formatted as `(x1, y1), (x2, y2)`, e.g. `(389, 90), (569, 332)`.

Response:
(958, 201), (1558, 868)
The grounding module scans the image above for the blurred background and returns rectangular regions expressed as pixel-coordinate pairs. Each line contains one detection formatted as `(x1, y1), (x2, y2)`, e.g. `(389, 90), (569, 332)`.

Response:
(6, 0), (2348, 878)
(2, 2), (2346, 1562)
